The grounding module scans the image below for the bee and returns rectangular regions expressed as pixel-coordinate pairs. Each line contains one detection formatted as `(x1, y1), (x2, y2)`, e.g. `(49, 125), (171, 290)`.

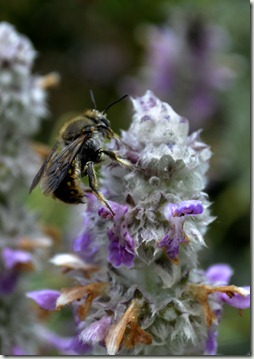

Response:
(29, 95), (129, 215)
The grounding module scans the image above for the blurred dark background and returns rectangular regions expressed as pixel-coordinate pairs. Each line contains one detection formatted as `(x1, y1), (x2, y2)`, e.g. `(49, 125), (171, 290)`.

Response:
(0, 0), (250, 354)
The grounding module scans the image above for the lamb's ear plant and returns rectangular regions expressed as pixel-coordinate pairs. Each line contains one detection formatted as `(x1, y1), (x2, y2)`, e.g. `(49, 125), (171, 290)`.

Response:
(28, 90), (250, 355)
(0, 22), (58, 355)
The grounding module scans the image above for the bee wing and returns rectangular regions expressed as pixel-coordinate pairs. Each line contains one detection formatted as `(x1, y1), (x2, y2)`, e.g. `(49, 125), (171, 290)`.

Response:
(29, 141), (60, 193)
(41, 134), (87, 195)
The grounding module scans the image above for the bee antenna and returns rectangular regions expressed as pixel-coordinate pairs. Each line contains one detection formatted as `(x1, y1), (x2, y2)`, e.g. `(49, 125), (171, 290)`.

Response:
(89, 89), (97, 109)
(102, 94), (128, 113)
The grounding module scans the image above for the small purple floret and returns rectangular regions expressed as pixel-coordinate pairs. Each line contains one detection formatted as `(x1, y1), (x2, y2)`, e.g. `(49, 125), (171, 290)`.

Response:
(66, 337), (93, 355)
(205, 325), (218, 355)
(158, 219), (186, 260)
(79, 316), (112, 345)
(11, 346), (28, 355)
(98, 202), (135, 268)
(219, 286), (250, 309)
(158, 233), (178, 259)
(159, 200), (203, 261)
(26, 289), (60, 310)
(107, 228), (135, 268)
(0, 271), (19, 294)
(204, 264), (250, 355)
(205, 264), (233, 285)
(98, 206), (114, 219)
(73, 215), (99, 262)
(2, 248), (33, 270)
(98, 201), (128, 221)
(164, 200), (204, 219)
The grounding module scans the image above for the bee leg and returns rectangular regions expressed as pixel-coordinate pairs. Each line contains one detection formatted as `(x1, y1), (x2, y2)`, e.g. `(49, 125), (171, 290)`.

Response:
(99, 149), (131, 168)
(85, 161), (115, 216)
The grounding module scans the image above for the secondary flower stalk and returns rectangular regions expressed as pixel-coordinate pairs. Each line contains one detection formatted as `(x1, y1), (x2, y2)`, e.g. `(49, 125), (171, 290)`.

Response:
(0, 22), (57, 355)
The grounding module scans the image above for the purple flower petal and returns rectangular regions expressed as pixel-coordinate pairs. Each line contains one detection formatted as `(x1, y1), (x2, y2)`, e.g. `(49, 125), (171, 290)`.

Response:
(158, 232), (179, 260)
(38, 327), (92, 355)
(73, 215), (99, 262)
(66, 336), (93, 355)
(85, 191), (98, 212)
(164, 203), (178, 219)
(11, 346), (29, 355)
(158, 218), (187, 261)
(174, 200), (204, 216)
(73, 232), (98, 259)
(0, 271), (19, 294)
(98, 201), (128, 221)
(107, 228), (135, 268)
(2, 247), (33, 269)
(98, 206), (114, 219)
(164, 200), (204, 219)
(204, 326), (218, 355)
(79, 316), (112, 345)
(219, 286), (250, 309)
(102, 202), (135, 268)
(73, 232), (90, 252)
(205, 264), (233, 285)
(204, 308), (222, 355)
(26, 289), (60, 310)
(159, 200), (204, 261)
(43, 331), (72, 352)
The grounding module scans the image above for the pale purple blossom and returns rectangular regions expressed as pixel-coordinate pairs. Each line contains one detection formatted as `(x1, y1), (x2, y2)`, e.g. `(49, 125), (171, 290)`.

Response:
(158, 200), (204, 261)
(79, 316), (112, 345)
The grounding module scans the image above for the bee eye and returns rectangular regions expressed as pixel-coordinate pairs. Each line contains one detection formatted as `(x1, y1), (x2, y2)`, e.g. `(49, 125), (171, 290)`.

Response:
(100, 117), (110, 128)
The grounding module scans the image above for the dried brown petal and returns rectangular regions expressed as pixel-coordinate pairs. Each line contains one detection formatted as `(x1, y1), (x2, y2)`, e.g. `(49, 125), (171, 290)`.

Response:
(189, 284), (247, 327)
(56, 282), (108, 310)
(18, 236), (52, 250)
(105, 299), (152, 355)
(36, 72), (60, 89)
(50, 253), (99, 277)
(123, 323), (153, 349)
(77, 293), (94, 320)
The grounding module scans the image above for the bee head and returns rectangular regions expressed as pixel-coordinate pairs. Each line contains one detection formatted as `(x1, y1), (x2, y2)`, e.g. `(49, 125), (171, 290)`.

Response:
(60, 95), (128, 144)
(97, 114), (111, 128)
(95, 112), (114, 138)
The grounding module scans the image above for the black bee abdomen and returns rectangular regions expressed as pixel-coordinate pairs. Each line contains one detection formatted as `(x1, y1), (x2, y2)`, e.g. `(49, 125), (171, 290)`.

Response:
(53, 161), (85, 204)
